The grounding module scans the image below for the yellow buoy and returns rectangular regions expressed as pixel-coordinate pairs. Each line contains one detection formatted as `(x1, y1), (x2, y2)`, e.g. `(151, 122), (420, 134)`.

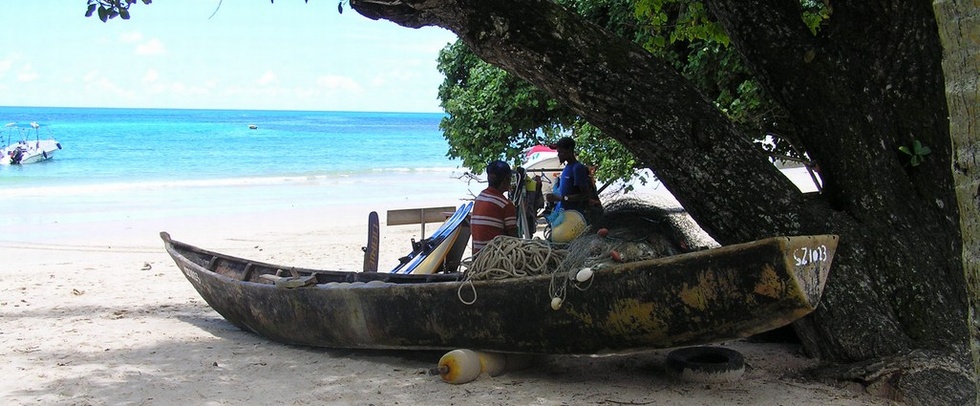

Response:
(550, 209), (586, 243)
(437, 349), (482, 384)
(435, 350), (533, 383)
(477, 351), (507, 377)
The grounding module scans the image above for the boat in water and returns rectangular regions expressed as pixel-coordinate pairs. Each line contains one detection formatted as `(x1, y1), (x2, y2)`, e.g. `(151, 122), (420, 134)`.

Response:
(1, 122), (62, 165)
(162, 229), (838, 354)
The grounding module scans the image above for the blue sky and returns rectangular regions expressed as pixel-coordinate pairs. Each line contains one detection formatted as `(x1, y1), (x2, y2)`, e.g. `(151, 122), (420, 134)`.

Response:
(0, 1), (458, 112)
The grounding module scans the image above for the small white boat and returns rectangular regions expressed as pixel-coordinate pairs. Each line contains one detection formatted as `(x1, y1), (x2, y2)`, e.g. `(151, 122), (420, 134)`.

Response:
(1, 122), (62, 165)
(521, 144), (563, 195)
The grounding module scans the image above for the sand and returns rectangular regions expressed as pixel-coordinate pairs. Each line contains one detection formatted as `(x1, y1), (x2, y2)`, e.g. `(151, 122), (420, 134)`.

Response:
(0, 173), (895, 405)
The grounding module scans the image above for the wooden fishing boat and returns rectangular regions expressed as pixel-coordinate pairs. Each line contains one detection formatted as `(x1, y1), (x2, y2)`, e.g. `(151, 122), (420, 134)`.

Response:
(161, 232), (838, 354)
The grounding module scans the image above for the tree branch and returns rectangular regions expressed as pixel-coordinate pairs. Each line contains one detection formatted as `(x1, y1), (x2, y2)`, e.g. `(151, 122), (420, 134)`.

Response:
(704, 0), (819, 98)
(351, 0), (829, 245)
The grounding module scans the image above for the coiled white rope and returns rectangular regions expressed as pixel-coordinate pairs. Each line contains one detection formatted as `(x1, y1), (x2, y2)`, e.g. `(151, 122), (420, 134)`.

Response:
(457, 236), (566, 305)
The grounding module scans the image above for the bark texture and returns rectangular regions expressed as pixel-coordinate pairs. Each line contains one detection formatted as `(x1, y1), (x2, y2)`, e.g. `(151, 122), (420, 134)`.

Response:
(934, 0), (980, 399)
(349, 0), (975, 403)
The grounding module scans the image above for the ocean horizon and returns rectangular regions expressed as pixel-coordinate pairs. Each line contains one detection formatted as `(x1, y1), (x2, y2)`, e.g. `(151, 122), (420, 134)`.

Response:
(0, 107), (479, 242)
(1, 106), (465, 187)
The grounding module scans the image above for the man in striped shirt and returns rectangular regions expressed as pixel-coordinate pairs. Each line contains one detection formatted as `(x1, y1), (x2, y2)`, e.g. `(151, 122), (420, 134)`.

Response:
(471, 160), (518, 256)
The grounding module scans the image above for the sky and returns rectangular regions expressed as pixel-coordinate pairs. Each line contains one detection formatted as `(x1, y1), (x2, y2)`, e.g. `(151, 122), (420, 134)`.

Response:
(0, 1), (459, 112)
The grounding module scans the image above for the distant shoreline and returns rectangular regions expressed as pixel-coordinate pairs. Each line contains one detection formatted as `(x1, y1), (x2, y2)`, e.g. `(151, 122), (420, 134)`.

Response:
(0, 105), (449, 116)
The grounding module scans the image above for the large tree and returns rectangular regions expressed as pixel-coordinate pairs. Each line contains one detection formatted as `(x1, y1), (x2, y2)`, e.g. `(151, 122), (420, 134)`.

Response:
(934, 0), (980, 400)
(346, 0), (975, 404)
(435, 0), (803, 186)
(91, 0), (977, 403)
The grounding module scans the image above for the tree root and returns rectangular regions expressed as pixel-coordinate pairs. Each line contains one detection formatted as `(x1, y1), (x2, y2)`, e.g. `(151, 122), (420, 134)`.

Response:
(806, 349), (975, 405)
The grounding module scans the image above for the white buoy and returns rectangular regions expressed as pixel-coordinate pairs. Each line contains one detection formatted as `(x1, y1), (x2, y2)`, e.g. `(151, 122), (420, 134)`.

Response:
(550, 297), (563, 310)
(575, 268), (594, 282)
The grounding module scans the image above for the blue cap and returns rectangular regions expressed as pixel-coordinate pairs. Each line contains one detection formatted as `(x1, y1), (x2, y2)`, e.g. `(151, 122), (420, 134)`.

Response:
(487, 160), (512, 178)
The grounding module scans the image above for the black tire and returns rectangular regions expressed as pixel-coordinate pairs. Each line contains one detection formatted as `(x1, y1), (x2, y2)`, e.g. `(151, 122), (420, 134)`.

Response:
(665, 346), (745, 383)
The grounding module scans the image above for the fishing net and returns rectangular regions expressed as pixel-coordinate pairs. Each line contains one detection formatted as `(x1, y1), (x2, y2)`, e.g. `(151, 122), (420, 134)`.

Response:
(553, 197), (705, 273)
(542, 197), (710, 308)
(458, 197), (713, 307)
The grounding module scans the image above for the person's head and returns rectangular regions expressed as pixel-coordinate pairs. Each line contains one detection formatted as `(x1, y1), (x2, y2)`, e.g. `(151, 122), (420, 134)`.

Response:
(486, 160), (512, 190)
(552, 136), (576, 164)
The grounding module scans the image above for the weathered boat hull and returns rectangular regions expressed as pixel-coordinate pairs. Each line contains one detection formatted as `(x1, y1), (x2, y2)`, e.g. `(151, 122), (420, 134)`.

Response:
(162, 232), (838, 354)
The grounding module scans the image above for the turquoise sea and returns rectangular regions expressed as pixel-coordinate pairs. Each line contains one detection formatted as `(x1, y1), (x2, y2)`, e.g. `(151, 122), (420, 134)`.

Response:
(0, 107), (474, 241)
(1, 107), (461, 187)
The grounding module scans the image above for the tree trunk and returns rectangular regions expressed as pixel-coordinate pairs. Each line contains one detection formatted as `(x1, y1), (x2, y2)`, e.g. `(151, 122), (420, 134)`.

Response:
(350, 0), (975, 403)
(934, 0), (980, 399)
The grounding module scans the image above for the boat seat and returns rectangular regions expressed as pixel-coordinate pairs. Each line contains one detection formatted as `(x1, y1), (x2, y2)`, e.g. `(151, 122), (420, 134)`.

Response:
(258, 269), (317, 288)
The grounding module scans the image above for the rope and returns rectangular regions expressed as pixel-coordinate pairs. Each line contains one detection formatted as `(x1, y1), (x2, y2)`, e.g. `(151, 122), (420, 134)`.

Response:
(457, 236), (567, 305)
(454, 195), (699, 308)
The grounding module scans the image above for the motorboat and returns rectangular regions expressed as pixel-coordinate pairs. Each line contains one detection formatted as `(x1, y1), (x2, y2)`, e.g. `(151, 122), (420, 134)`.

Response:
(1, 122), (62, 165)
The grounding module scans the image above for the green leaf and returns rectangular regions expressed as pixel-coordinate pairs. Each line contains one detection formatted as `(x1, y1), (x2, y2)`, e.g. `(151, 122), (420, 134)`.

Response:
(900, 140), (931, 166)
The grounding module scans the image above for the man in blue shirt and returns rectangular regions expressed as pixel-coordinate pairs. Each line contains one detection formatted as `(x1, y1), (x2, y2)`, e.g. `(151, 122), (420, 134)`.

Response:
(546, 137), (600, 216)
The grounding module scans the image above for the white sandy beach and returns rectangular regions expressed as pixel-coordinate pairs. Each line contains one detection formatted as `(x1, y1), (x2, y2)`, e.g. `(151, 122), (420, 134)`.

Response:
(0, 170), (895, 405)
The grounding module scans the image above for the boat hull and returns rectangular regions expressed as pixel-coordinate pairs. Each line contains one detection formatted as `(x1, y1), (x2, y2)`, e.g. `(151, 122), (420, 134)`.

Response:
(522, 150), (562, 195)
(1, 139), (61, 165)
(163, 232), (837, 354)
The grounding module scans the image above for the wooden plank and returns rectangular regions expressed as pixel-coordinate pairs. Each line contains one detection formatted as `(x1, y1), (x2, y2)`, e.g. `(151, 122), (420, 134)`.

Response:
(362, 211), (380, 272)
(386, 206), (456, 226)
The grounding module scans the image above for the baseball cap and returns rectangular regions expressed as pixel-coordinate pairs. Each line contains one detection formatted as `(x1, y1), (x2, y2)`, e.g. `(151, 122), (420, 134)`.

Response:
(486, 160), (512, 178)
(549, 136), (575, 150)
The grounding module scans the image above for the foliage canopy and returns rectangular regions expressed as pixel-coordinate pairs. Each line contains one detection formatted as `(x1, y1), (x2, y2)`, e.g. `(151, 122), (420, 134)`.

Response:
(437, 0), (828, 187)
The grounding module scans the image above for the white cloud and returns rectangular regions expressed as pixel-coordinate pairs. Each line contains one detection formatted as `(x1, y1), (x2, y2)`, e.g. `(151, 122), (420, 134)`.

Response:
(316, 75), (361, 92)
(0, 58), (11, 78)
(143, 69), (159, 83)
(17, 64), (38, 82)
(136, 39), (166, 56)
(146, 82), (169, 94)
(89, 77), (137, 101)
(163, 81), (211, 98)
(257, 71), (279, 86)
(120, 31), (144, 44)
